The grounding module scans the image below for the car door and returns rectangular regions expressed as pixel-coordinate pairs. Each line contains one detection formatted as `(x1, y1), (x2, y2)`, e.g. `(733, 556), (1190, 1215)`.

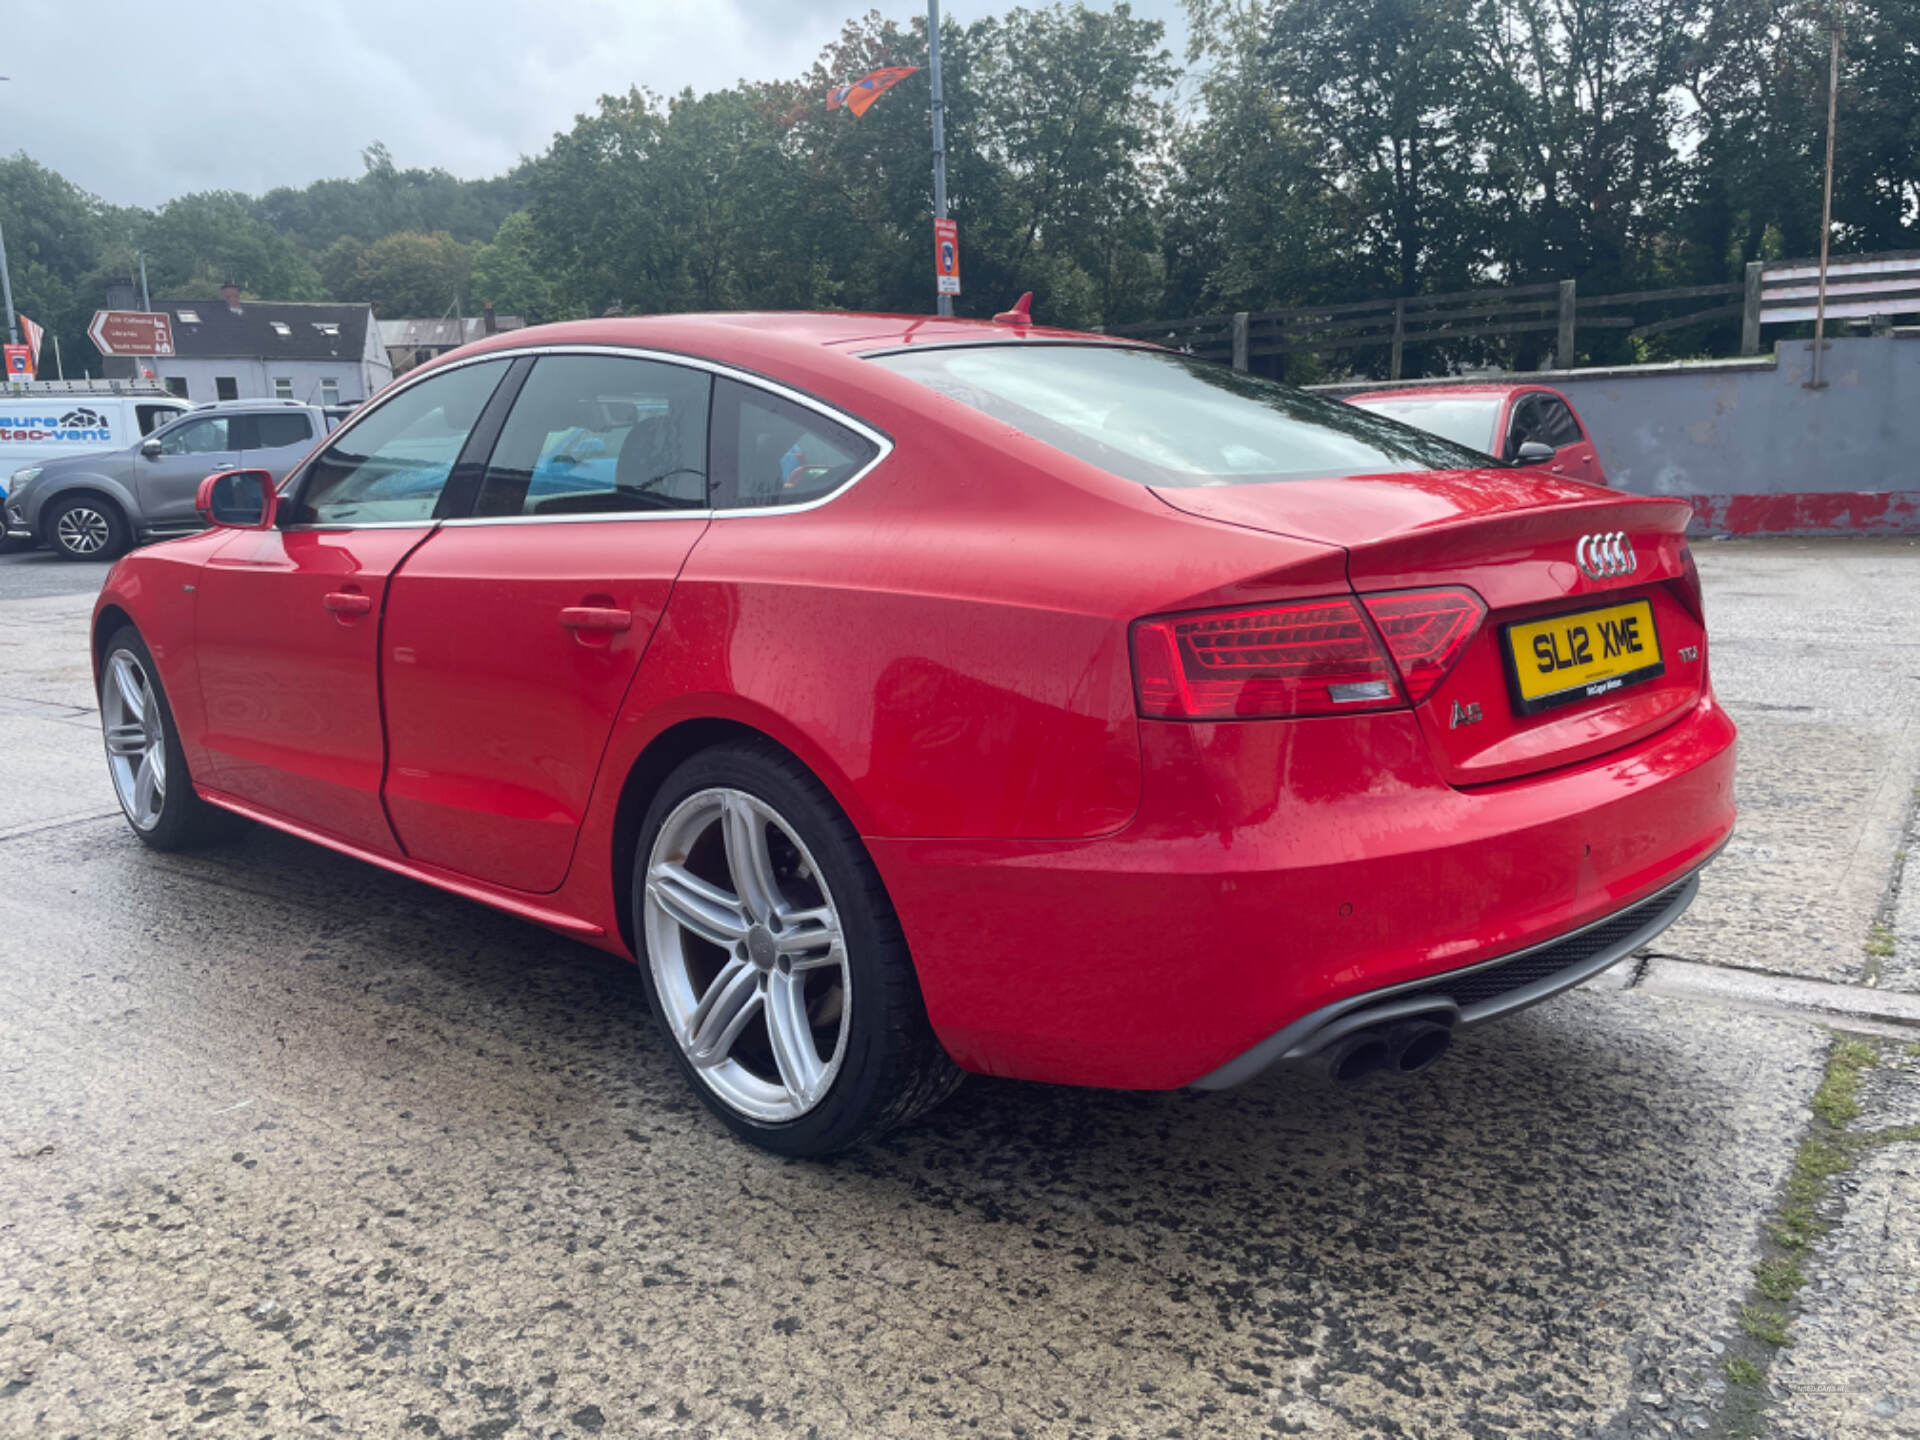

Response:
(378, 352), (715, 893)
(192, 358), (515, 854)
(138, 413), (240, 530)
(240, 408), (320, 485)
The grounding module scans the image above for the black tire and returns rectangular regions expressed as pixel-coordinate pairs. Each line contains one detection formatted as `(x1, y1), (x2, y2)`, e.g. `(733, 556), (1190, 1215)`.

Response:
(98, 625), (247, 851)
(633, 739), (962, 1156)
(47, 493), (132, 561)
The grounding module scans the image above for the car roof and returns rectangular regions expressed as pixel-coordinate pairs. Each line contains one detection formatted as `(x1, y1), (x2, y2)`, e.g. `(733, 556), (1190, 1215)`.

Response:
(1346, 383), (1556, 403)
(441, 310), (1135, 377)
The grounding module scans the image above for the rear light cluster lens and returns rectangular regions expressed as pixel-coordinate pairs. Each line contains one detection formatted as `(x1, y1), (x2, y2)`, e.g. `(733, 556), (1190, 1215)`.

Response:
(1359, 588), (1487, 704)
(1132, 588), (1485, 721)
(1673, 543), (1706, 624)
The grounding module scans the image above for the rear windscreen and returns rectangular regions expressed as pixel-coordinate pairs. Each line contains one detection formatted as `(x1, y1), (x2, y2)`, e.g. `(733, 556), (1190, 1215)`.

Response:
(869, 344), (1487, 487)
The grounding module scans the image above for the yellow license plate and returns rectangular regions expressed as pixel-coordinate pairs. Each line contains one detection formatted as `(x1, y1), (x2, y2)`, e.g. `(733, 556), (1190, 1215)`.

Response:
(1504, 598), (1663, 715)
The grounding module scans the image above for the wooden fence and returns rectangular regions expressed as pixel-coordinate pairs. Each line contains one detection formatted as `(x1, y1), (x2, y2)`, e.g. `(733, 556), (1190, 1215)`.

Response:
(1105, 251), (1920, 377)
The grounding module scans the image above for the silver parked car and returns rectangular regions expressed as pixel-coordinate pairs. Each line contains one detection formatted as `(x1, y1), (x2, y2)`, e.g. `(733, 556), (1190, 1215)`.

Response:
(4, 400), (330, 560)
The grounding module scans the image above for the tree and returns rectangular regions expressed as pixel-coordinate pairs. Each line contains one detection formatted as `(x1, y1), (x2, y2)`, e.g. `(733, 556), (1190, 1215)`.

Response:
(139, 191), (325, 300)
(469, 211), (557, 321)
(0, 153), (117, 376)
(335, 230), (471, 317)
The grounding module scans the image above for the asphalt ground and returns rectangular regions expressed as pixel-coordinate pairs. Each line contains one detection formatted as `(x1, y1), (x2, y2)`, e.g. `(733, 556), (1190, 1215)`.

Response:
(3, 537), (1918, 1439)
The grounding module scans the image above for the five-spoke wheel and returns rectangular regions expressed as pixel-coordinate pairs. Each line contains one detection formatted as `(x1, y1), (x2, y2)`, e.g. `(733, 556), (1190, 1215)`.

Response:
(102, 648), (167, 831)
(645, 788), (851, 1122)
(97, 627), (245, 851)
(635, 741), (961, 1154)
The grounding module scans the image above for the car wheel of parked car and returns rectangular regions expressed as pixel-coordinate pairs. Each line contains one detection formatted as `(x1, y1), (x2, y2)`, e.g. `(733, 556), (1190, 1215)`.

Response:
(49, 495), (130, 561)
(99, 627), (246, 850)
(635, 740), (962, 1156)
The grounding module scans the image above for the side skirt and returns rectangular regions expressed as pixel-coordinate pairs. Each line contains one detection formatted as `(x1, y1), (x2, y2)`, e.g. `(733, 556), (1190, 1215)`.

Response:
(197, 785), (608, 940)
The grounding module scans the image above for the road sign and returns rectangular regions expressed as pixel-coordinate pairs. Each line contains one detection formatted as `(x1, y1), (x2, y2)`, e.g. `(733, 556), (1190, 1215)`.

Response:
(3, 343), (30, 378)
(88, 310), (175, 357)
(934, 218), (961, 297)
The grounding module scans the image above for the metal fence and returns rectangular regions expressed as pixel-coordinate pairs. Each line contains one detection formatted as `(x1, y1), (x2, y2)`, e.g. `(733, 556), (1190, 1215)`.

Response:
(1106, 250), (1920, 378)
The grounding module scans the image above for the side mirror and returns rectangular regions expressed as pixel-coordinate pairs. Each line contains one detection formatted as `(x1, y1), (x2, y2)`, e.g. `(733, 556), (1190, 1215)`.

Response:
(195, 468), (278, 530)
(1512, 440), (1557, 466)
(140, 437), (163, 458)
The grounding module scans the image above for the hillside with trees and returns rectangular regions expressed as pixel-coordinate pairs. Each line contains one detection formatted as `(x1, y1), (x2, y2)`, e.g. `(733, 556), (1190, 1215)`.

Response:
(3, 0), (1914, 378)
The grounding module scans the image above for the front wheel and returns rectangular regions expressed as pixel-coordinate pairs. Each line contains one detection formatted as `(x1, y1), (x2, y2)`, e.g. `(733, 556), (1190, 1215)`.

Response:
(48, 495), (131, 560)
(99, 627), (246, 850)
(634, 740), (962, 1156)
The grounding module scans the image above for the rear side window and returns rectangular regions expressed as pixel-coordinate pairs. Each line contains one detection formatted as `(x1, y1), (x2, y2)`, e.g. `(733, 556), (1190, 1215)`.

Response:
(252, 412), (314, 449)
(870, 344), (1483, 487)
(474, 354), (711, 517)
(291, 359), (509, 525)
(714, 379), (879, 509)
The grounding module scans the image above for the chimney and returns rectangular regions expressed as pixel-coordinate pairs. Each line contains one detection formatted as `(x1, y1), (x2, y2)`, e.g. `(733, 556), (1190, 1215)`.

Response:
(222, 282), (241, 310)
(483, 301), (497, 335)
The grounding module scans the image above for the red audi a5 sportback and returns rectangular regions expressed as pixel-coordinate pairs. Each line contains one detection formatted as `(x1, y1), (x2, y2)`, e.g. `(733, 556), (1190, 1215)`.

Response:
(91, 312), (1735, 1155)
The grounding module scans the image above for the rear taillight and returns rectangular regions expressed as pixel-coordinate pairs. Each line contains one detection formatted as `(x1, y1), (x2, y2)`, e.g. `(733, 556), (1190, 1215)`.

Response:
(1673, 544), (1706, 624)
(1360, 588), (1487, 704)
(1131, 598), (1399, 719)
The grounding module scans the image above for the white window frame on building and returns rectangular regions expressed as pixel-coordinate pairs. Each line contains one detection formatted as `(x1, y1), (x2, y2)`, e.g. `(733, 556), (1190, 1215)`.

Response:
(320, 378), (340, 406)
(274, 377), (294, 400)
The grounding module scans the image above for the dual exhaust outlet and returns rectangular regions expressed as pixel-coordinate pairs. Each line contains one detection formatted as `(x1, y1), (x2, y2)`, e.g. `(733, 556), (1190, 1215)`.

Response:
(1316, 1018), (1454, 1087)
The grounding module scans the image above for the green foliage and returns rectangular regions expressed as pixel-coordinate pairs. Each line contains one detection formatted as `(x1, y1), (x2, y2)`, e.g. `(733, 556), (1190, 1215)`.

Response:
(141, 191), (325, 300)
(469, 211), (557, 322)
(6, 0), (1920, 376)
(332, 230), (471, 318)
(1725, 1355), (1764, 1387)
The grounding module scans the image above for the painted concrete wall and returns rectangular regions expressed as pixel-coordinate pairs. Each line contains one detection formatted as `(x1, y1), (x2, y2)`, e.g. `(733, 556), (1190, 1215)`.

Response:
(1321, 331), (1920, 534)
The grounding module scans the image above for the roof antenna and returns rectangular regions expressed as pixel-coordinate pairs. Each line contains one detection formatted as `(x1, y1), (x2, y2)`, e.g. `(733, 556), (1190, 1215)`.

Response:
(992, 292), (1033, 326)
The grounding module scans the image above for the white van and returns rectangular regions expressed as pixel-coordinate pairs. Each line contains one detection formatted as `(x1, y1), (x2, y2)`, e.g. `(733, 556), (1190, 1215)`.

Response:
(1, 382), (190, 477)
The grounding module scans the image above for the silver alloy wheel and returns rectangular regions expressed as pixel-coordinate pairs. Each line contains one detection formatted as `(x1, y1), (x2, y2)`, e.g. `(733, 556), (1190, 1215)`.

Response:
(56, 504), (112, 556)
(643, 787), (851, 1122)
(102, 651), (167, 831)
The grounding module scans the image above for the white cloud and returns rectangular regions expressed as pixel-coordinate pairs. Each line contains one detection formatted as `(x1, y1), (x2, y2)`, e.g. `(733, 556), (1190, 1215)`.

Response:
(4, 0), (1186, 209)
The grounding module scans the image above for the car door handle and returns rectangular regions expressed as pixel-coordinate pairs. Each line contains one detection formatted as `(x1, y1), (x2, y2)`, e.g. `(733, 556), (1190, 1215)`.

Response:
(559, 606), (632, 633)
(323, 591), (373, 615)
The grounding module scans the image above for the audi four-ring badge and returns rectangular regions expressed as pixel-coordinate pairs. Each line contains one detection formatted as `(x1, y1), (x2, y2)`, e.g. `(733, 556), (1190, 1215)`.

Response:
(1577, 531), (1638, 579)
(88, 313), (1736, 1155)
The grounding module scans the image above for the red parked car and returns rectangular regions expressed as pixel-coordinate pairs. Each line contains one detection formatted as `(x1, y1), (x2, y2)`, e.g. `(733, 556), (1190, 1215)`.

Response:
(1345, 383), (1608, 485)
(91, 313), (1733, 1155)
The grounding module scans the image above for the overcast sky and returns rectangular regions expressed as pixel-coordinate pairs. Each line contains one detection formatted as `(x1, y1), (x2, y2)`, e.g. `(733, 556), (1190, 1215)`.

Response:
(4, 0), (1188, 211)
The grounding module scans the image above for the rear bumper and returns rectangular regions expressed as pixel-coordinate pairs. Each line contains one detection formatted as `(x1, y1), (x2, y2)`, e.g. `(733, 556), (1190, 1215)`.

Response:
(869, 690), (1736, 1090)
(1190, 859), (1707, 1089)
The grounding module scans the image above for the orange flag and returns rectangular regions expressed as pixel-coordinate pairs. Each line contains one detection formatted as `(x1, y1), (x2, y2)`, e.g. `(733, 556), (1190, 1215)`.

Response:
(826, 66), (920, 117)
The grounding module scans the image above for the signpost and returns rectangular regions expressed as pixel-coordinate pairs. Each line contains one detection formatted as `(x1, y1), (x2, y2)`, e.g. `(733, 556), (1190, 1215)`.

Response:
(88, 310), (175, 358)
(4, 343), (31, 380)
(928, 0), (952, 318)
(934, 217), (961, 297)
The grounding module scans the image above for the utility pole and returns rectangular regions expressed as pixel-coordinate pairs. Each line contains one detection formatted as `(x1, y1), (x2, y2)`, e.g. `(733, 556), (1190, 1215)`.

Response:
(928, 0), (952, 318)
(138, 251), (152, 312)
(1809, 8), (1843, 390)
(0, 220), (18, 346)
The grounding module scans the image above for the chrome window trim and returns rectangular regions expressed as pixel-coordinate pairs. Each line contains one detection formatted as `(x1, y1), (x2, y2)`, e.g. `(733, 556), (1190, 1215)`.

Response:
(279, 343), (894, 531)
